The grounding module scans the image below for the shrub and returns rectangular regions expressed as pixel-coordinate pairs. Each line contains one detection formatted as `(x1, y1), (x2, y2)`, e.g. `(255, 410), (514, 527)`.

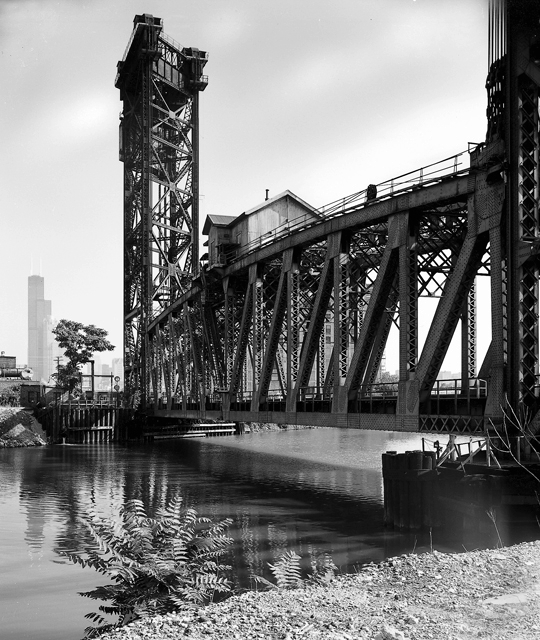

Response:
(252, 550), (337, 591)
(0, 384), (21, 407)
(63, 497), (233, 638)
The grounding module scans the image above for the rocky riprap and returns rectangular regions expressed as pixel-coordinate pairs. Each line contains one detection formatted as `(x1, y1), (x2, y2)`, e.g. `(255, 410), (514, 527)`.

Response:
(96, 540), (540, 640)
(0, 407), (47, 447)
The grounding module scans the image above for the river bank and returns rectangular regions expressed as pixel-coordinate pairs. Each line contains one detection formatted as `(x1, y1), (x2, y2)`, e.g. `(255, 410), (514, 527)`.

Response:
(0, 407), (46, 447)
(97, 540), (540, 640)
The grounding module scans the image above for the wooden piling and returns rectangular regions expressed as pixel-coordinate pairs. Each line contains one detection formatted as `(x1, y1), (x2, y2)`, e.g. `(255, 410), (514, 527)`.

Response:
(382, 450), (440, 530)
(421, 451), (436, 528)
(395, 453), (408, 528)
(407, 451), (424, 530)
(383, 451), (397, 525)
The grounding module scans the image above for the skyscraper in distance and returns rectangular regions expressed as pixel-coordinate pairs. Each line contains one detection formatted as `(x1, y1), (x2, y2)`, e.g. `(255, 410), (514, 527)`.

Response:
(28, 275), (58, 383)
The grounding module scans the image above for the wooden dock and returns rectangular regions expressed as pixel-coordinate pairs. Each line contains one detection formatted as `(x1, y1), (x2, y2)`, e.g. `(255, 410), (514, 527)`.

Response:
(145, 422), (237, 440)
(35, 404), (133, 443)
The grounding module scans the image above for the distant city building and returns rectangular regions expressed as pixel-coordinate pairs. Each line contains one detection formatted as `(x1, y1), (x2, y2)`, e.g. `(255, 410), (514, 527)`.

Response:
(81, 360), (119, 391)
(28, 275), (61, 383)
(437, 370), (461, 380)
(93, 354), (102, 383)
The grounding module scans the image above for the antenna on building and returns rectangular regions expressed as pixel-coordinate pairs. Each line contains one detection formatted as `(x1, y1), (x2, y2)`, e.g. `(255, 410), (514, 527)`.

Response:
(30, 255), (33, 275)
(39, 257), (42, 277)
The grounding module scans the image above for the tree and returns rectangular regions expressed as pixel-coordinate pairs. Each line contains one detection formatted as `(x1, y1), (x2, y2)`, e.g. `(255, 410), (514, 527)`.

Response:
(52, 320), (115, 391)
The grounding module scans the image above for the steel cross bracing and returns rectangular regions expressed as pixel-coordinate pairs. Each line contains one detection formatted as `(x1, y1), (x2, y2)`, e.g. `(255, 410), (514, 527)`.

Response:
(121, 1), (540, 434)
(116, 14), (208, 407)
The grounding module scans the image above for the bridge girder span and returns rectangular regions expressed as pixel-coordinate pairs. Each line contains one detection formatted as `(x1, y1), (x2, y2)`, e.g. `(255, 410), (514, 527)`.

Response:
(120, 1), (540, 435)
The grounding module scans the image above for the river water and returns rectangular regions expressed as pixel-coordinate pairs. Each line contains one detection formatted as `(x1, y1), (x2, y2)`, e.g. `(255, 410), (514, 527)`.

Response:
(0, 428), (530, 640)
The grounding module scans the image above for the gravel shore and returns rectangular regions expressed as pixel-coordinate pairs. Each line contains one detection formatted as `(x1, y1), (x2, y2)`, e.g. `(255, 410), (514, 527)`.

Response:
(97, 539), (540, 640)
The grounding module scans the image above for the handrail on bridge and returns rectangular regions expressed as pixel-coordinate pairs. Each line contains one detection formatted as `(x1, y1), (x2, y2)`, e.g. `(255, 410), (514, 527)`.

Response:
(432, 378), (487, 398)
(318, 149), (470, 216)
(356, 377), (487, 413)
(357, 378), (487, 399)
(430, 378), (487, 417)
(224, 147), (476, 265)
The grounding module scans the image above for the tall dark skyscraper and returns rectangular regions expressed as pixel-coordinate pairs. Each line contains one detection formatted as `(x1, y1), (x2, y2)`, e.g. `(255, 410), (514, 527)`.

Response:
(28, 275), (54, 382)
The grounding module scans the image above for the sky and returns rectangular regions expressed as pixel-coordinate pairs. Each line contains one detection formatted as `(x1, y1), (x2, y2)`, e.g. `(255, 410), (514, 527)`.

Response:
(0, 0), (489, 370)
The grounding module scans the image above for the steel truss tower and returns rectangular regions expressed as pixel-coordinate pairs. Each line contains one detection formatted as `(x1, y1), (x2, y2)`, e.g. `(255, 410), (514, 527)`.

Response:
(116, 14), (208, 407)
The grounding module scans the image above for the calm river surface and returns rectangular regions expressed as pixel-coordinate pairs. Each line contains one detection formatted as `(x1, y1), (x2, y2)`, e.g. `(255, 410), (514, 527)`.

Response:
(0, 428), (524, 640)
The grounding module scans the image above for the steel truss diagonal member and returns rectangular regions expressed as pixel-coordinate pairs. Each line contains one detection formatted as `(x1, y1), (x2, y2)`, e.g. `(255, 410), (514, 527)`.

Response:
(410, 232), (489, 414)
(288, 235), (340, 412)
(252, 250), (294, 410)
(202, 303), (226, 392)
(229, 266), (256, 396)
(344, 217), (400, 411)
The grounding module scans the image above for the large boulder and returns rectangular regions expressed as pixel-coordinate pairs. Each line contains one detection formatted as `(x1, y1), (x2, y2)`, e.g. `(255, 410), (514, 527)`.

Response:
(0, 407), (47, 447)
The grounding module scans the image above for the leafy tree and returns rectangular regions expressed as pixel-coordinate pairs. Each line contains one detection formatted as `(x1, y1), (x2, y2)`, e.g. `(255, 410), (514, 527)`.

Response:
(52, 320), (114, 391)
(63, 497), (233, 638)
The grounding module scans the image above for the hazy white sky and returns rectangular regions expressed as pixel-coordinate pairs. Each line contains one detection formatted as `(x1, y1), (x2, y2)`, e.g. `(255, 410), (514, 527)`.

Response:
(0, 0), (488, 369)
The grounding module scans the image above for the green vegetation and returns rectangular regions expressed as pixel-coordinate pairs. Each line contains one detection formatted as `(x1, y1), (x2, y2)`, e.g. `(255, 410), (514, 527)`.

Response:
(63, 497), (233, 638)
(0, 383), (20, 406)
(52, 320), (115, 391)
(252, 550), (337, 591)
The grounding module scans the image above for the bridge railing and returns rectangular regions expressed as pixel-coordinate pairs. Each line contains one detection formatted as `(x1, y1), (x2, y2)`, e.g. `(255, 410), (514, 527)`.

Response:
(226, 149), (474, 265)
(432, 378), (487, 397)
(318, 150), (471, 217)
(353, 377), (487, 415)
(430, 378), (488, 415)
(296, 387), (333, 412)
(357, 382), (399, 413)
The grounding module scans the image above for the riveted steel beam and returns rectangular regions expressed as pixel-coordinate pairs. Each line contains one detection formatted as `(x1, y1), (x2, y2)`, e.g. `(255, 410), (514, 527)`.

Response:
(230, 266), (256, 395)
(345, 217), (401, 405)
(414, 232), (489, 411)
(289, 234), (340, 410)
(252, 249), (293, 410)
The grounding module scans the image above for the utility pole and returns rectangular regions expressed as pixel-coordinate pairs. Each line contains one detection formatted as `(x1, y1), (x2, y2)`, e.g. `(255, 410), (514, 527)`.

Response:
(54, 356), (63, 383)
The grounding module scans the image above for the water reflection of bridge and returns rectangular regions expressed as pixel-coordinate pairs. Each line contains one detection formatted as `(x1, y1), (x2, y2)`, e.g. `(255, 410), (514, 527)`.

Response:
(117, 3), (540, 436)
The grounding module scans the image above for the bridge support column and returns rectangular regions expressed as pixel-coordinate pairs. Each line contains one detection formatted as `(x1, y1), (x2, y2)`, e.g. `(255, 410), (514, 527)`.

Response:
(397, 211), (418, 423)
(484, 225), (506, 423)
(461, 279), (477, 388)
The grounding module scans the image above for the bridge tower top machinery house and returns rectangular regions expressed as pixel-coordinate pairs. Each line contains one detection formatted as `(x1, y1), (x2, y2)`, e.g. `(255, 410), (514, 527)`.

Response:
(116, 14), (208, 407)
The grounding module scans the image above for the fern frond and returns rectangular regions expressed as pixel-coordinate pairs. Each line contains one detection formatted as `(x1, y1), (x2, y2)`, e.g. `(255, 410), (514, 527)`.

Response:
(268, 551), (302, 589)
